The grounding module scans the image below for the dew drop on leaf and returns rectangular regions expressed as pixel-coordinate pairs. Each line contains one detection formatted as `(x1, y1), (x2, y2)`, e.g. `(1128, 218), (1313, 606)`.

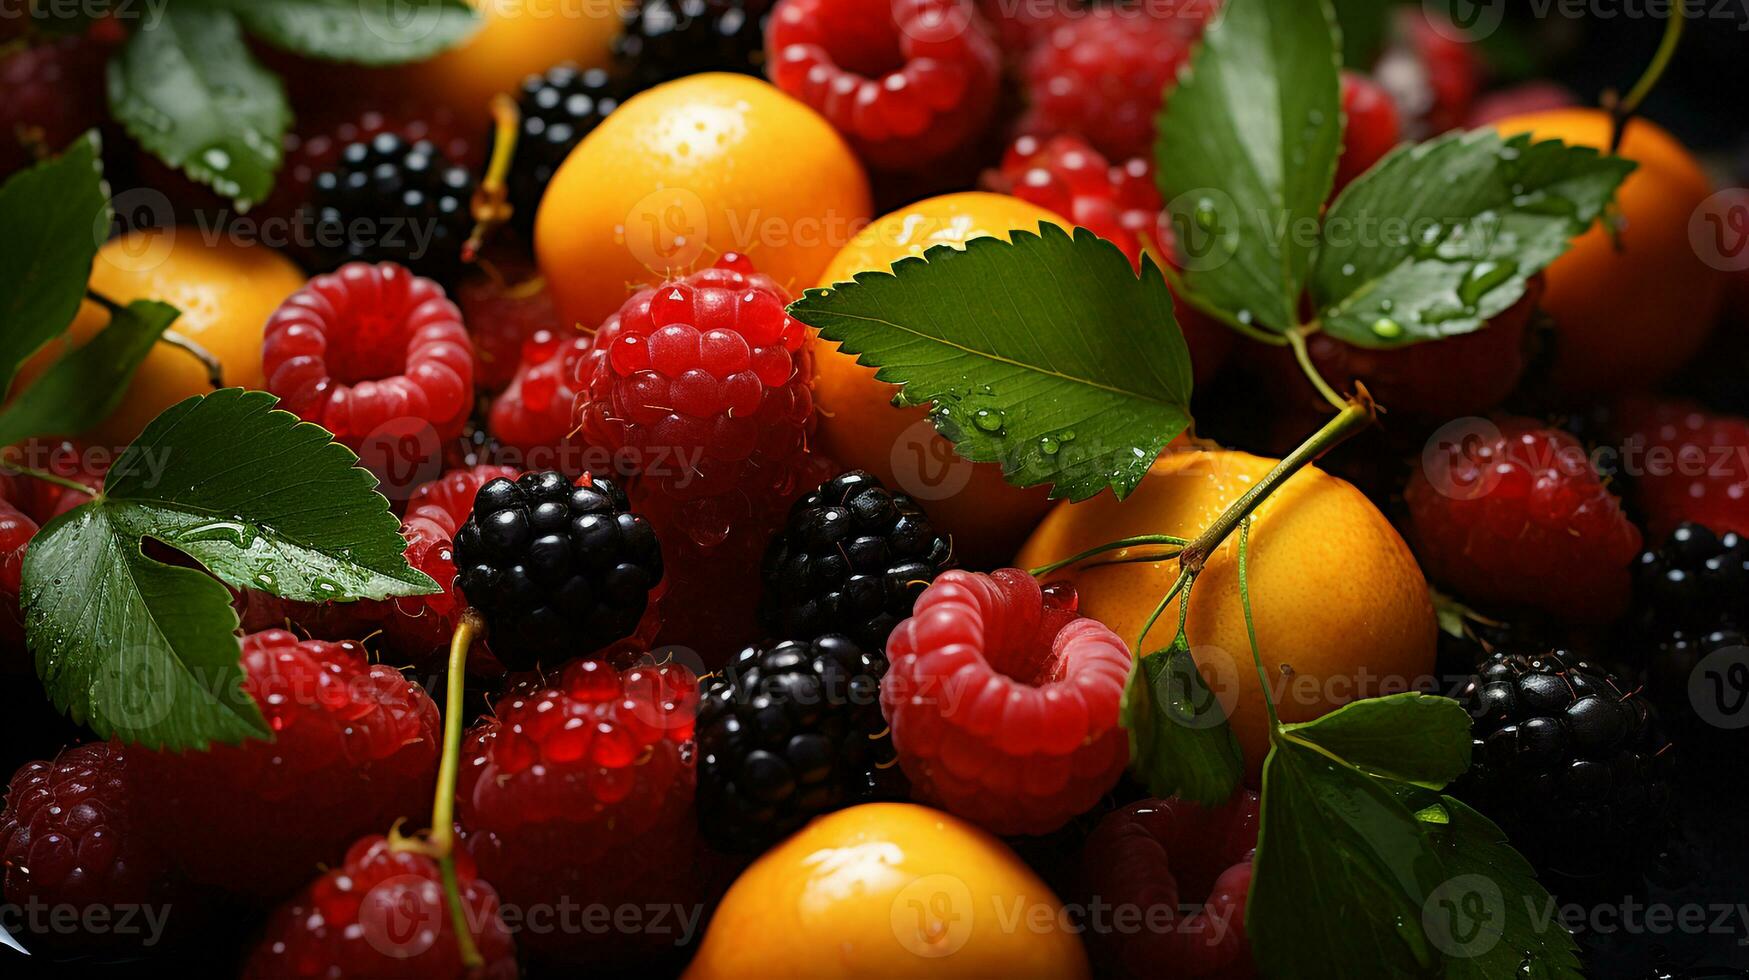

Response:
(1370, 317), (1404, 339)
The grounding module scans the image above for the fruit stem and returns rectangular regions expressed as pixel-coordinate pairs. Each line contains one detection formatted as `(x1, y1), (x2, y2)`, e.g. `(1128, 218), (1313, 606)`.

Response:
(1178, 391), (1375, 577)
(1236, 518), (1283, 732)
(1286, 327), (1347, 413)
(1136, 568), (1192, 653)
(1609, 3), (1685, 153)
(0, 461), (97, 499)
(464, 94), (521, 264)
(160, 331), (225, 390)
(1027, 533), (1190, 578)
(433, 609), (485, 969)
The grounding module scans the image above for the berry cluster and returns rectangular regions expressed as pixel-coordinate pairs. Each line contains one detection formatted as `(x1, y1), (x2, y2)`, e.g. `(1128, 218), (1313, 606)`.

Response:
(305, 133), (476, 279)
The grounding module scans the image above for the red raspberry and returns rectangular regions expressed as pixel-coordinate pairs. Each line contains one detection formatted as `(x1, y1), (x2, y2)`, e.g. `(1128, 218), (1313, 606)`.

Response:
(0, 497), (39, 654)
(1465, 81), (1579, 128)
(130, 630), (440, 897)
(1335, 70), (1401, 193)
(1613, 399), (1749, 540)
(455, 256), (566, 394)
(489, 328), (594, 456)
(0, 34), (112, 178)
(881, 570), (1131, 835)
(262, 262), (475, 461)
(1375, 8), (1480, 139)
(1, 743), (175, 951)
(766, 0), (1001, 172)
(459, 657), (702, 965)
(243, 833), (517, 980)
(975, 0), (1080, 57)
(1405, 417), (1643, 623)
(1017, 6), (1205, 161)
(1080, 792), (1259, 979)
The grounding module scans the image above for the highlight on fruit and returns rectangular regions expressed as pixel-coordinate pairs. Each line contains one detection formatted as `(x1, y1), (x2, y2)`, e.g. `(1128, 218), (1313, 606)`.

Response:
(2, 0), (1744, 977)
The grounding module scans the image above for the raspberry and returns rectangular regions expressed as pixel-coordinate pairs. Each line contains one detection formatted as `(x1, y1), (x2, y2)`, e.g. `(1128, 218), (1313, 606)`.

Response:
(130, 630), (440, 897)
(881, 570), (1131, 835)
(453, 472), (664, 669)
(243, 834), (517, 980)
(616, 0), (774, 90)
(1374, 8), (1480, 139)
(0, 35), (112, 179)
(696, 635), (902, 852)
(988, 133), (1164, 269)
(1017, 6), (1204, 161)
(1405, 417), (1643, 623)
(1, 744), (174, 951)
(975, 0), (1078, 58)
(1335, 70), (1401, 193)
(1612, 398), (1749, 540)
(0, 498), (39, 653)
(263, 262), (475, 463)
(765, 0), (1001, 171)
(488, 328), (594, 455)
(459, 657), (702, 965)
(8, 438), (106, 525)
(454, 254), (566, 393)
(304, 133), (477, 280)
(1080, 792), (1260, 979)
(502, 65), (624, 238)
(759, 470), (953, 651)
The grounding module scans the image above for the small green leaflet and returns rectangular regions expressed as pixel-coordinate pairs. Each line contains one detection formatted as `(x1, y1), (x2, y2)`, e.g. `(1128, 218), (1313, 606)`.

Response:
(108, 4), (291, 208)
(1282, 692), (1472, 789)
(1121, 634), (1244, 805)
(23, 389), (437, 750)
(225, 0), (482, 66)
(0, 300), (179, 447)
(790, 224), (1193, 502)
(1311, 129), (1635, 346)
(1155, 0), (1343, 332)
(0, 132), (109, 397)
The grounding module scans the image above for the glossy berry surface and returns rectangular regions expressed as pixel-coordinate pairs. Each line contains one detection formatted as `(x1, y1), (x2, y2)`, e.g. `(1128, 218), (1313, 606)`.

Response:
(882, 569), (1131, 835)
(0, 496), (39, 650)
(1635, 523), (1749, 636)
(696, 635), (902, 852)
(766, 0), (1001, 171)
(1335, 70), (1401, 192)
(130, 630), (440, 897)
(270, 105), (480, 225)
(453, 472), (664, 669)
(990, 133), (1164, 269)
(488, 328), (595, 454)
(455, 256), (566, 393)
(243, 834), (517, 980)
(1405, 416), (1643, 623)
(759, 470), (952, 651)
(503, 65), (624, 237)
(1613, 398), (1749, 540)
(616, 0), (774, 89)
(305, 132), (476, 279)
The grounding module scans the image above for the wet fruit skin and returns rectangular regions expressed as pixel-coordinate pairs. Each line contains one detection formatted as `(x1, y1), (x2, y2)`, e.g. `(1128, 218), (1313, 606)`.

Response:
(536, 72), (871, 332)
(683, 802), (1091, 979)
(18, 229), (305, 449)
(1488, 109), (1722, 398)
(1016, 449), (1436, 781)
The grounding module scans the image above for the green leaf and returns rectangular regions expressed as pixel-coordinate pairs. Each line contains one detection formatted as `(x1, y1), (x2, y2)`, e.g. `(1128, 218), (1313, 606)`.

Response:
(23, 505), (268, 750)
(1310, 130), (1635, 346)
(1155, 0), (1343, 332)
(1122, 635), (1245, 805)
(791, 224), (1193, 501)
(108, 4), (290, 208)
(225, 0), (481, 66)
(1284, 693), (1473, 789)
(103, 388), (438, 603)
(0, 131), (110, 397)
(0, 300), (179, 446)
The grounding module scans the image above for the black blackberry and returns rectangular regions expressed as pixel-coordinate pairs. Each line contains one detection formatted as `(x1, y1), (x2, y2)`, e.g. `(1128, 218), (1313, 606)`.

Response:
(1456, 648), (1672, 869)
(696, 635), (902, 852)
(1634, 523), (1749, 635)
(613, 0), (772, 90)
(307, 132), (475, 280)
(502, 65), (624, 236)
(452, 472), (662, 670)
(758, 470), (953, 652)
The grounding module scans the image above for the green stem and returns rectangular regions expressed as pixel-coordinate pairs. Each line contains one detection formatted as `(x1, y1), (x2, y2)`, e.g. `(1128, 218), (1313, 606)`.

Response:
(1286, 327), (1347, 413)
(1136, 568), (1192, 653)
(1237, 519), (1283, 733)
(160, 331), (225, 390)
(1027, 533), (1190, 578)
(433, 610), (484, 970)
(1610, 3), (1686, 152)
(0, 462), (98, 499)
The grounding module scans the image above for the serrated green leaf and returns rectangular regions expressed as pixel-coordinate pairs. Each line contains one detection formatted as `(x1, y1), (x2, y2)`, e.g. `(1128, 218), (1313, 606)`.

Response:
(1284, 693), (1473, 789)
(23, 505), (268, 750)
(0, 132), (109, 397)
(0, 300), (179, 446)
(108, 4), (290, 208)
(224, 0), (481, 66)
(1311, 130), (1634, 346)
(1122, 634), (1245, 805)
(791, 224), (1193, 501)
(104, 388), (437, 603)
(1155, 0), (1343, 332)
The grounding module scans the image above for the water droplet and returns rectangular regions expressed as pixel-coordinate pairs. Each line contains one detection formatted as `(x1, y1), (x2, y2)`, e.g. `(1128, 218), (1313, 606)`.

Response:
(1058, 430), (1076, 442)
(1370, 316), (1404, 339)
(202, 147), (231, 172)
(1458, 259), (1518, 307)
(1192, 198), (1218, 231)
(972, 409), (1005, 435)
(1039, 436), (1060, 456)
(1340, 263), (1356, 278)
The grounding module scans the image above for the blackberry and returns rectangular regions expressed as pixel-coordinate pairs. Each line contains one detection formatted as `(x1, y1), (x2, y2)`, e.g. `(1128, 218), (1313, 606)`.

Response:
(503, 65), (623, 237)
(613, 0), (772, 91)
(758, 470), (953, 652)
(1647, 628), (1749, 736)
(696, 635), (901, 852)
(1456, 648), (1672, 870)
(306, 132), (475, 280)
(1634, 523), (1749, 635)
(453, 472), (663, 670)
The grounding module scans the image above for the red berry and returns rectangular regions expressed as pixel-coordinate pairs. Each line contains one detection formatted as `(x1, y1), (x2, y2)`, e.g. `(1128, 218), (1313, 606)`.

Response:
(243, 833), (517, 980)
(1335, 70), (1401, 193)
(0, 35), (112, 178)
(383, 464), (523, 663)
(1612, 398), (1749, 540)
(489, 328), (594, 456)
(9, 439), (106, 525)
(459, 656), (702, 965)
(1465, 81), (1579, 128)
(1405, 417), (1643, 623)
(766, 0), (1002, 172)
(456, 259), (567, 394)
(975, 0), (1078, 57)
(881, 569), (1131, 835)
(1375, 8), (1480, 139)
(130, 630), (441, 897)
(0, 497), (39, 654)
(1081, 792), (1260, 979)
(262, 262), (475, 462)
